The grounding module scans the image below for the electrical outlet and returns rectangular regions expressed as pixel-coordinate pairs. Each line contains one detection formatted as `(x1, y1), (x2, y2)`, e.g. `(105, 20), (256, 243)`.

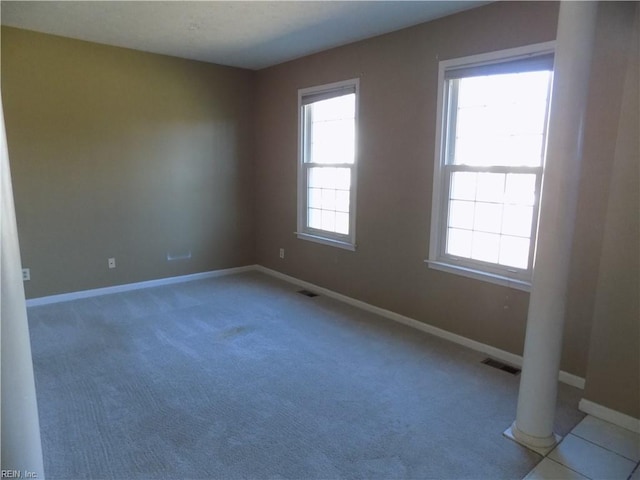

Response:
(279, 248), (285, 259)
(108, 257), (116, 269)
(22, 268), (30, 281)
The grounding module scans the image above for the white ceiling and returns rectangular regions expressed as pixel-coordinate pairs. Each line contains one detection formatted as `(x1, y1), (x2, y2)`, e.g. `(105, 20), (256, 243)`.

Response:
(1, 1), (488, 70)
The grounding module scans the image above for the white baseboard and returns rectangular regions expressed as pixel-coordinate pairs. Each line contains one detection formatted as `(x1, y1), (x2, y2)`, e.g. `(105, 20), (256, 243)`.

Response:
(25, 265), (257, 307)
(255, 265), (586, 390)
(559, 371), (587, 390)
(579, 399), (640, 433)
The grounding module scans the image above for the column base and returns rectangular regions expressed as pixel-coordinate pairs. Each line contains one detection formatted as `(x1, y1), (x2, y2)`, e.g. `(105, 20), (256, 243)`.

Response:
(503, 421), (561, 456)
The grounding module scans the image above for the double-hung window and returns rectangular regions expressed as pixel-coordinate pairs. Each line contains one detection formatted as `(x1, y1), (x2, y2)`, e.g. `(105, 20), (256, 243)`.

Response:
(428, 43), (554, 290)
(297, 79), (359, 250)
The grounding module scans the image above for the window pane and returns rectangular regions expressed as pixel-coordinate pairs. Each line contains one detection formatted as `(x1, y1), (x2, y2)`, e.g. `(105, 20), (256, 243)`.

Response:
(335, 212), (349, 235)
(312, 94), (355, 121)
(456, 103), (547, 138)
(308, 168), (324, 188)
(335, 190), (350, 213)
(308, 167), (351, 190)
(471, 231), (500, 263)
(449, 200), (475, 230)
(333, 168), (351, 190)
(311, 118), (355, 164)
(447, 228), (472, 258)
(455, 135), (544, 167)
(451, 172), (477, 200)
(308, 208), (322, 229)
(457, 72), (551, 107)
(321, 188), (336, 210)
(505, 174), (536, 205)
(501, 135), (544, 166)
(474, 202), (502, 233)
(476, 173), (505, 203)
(451, 71), (551, 167)
(307, 93), (356, 165)
(321, 210), (335, 231)
(443, 168), (538, 270)
(502, 205), (534, 237)
(308, 188), (322, 209)
(306, 167), (352, 235)
(453, 136), (493, 166)
(444, 169), (538, 270)
(499, 235), (530, 269)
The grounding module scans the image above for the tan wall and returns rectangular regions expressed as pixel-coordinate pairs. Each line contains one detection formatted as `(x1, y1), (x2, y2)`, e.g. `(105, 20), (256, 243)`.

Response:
(253, 1), (629, 377)
(583, 4), (639, 419)
(562, 0), (636, 388)
(1, 27), (256, 298)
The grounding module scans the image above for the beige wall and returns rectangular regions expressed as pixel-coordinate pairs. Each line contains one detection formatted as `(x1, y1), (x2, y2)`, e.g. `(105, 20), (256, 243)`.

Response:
(583, 4), (639, 419)
(253, 1), (631, 378)
(562, 0), (636, 388)
(1, 27), (256, 298)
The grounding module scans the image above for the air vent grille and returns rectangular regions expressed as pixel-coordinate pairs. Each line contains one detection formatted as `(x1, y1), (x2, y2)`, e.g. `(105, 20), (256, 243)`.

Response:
(482, 358), (521, 375)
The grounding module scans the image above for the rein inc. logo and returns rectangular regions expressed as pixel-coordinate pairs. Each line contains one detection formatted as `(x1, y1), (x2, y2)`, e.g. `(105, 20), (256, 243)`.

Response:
(1, 471), (38, 478)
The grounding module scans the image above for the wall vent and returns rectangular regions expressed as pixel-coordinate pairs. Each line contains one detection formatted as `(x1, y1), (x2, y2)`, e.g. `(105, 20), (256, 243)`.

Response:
(481, 358), (521, 375)
(298, 289), (319, 298)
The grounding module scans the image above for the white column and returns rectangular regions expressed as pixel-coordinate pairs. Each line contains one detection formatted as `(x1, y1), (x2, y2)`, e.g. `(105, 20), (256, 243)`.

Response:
(507, 1), (598, 453)
(1, 92), (45, 476)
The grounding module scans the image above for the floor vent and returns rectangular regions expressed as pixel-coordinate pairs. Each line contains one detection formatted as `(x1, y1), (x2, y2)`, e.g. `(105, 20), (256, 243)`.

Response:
(482, 358), (521, 375)
(298, 289), (319, 298)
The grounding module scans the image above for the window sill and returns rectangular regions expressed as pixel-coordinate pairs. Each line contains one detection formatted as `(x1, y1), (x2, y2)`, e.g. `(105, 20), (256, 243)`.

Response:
(425, 260), (531, 292)
(296, 232), (356, 251)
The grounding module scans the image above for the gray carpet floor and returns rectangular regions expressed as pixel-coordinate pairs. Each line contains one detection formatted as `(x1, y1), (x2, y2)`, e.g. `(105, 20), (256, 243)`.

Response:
(27, 271), (584, 479)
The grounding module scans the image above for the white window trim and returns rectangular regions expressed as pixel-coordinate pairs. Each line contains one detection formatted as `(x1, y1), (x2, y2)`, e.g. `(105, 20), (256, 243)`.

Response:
(296, 78), (359, 251)
(427, 41), (556, 292)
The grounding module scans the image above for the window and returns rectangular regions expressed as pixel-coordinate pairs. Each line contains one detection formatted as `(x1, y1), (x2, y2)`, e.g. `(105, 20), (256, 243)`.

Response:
(297, 79), (359, 250)
(428, 43), (555, 290)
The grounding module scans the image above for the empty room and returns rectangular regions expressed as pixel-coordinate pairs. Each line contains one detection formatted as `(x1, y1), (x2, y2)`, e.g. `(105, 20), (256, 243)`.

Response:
(1, 1), (638, 479)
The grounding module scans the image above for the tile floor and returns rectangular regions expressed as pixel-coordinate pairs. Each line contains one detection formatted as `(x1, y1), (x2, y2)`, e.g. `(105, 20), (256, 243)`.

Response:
(524, 415), (640, 480)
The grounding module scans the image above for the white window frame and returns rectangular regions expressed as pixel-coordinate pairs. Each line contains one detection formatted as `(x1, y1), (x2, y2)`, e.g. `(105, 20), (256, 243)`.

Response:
(427, 42), (555, 291)
(296, 78), (359, 251)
